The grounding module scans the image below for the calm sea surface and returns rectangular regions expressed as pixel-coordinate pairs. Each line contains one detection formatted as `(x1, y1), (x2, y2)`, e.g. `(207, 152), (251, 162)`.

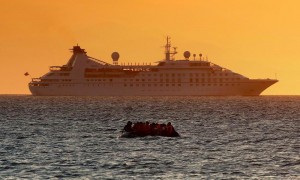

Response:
(0, 95), (299, 179)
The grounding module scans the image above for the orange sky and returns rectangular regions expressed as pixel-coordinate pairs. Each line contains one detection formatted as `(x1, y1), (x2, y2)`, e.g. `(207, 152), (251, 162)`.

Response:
(1, 0), (300, 95)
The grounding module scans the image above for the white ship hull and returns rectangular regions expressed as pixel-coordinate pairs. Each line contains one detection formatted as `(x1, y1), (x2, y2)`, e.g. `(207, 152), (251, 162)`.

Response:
(29, 79), (276, 96)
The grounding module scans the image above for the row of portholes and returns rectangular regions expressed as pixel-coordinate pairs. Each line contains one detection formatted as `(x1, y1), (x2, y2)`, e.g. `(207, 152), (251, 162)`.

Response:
(54, 83), (241, 88)
(190, 83), (241, 87)
(123, 83), (241, 87)
(124, 84), (181, 87)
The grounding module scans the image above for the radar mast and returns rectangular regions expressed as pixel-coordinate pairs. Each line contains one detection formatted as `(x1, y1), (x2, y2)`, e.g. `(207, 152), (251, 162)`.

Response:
(165, 36), (177, 61)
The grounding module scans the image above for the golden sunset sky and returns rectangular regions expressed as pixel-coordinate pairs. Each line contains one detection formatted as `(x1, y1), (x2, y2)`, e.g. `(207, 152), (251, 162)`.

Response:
(1, 0), (300, 95)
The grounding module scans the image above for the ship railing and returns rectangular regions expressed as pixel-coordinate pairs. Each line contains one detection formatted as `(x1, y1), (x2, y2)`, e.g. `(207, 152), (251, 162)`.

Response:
(31, 78), (41, 82)
(122, 67), (151, 72)
(49, 66), (72, 71)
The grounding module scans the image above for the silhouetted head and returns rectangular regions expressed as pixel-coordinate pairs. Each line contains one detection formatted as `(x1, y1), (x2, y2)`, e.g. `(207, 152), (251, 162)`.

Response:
(167, 122), (171, 126)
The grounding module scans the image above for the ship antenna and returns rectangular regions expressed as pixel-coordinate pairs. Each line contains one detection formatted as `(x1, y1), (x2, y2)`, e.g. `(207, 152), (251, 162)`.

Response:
(165, 36), (171, 61)
(164, 36), (177, 61)
(199, 53), (202, 60)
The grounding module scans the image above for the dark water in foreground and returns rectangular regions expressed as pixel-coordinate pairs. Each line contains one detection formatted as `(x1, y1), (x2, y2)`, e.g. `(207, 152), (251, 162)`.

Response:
(0, 95), (299, 179)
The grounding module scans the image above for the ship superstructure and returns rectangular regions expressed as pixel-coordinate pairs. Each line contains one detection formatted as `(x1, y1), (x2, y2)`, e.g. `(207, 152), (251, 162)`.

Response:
(29, 37), (277, 96)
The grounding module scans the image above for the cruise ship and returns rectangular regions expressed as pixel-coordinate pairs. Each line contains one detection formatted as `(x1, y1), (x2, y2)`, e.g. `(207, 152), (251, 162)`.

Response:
(29, 37), (278, 96)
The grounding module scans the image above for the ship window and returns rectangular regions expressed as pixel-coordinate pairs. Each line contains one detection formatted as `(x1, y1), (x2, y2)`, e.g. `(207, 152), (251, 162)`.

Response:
(172, 84), (175, 86)
(130, 84), (133, 87)
(136, 79), (139, 81)
(165, 74), (169, 77)
(160, 84), (163, 86)
(160, 74), (163, 77)
(166, 84), (169, 86)
(190, 78), (193, 83)
(178, 84), (181, 86)
(190, 84), (193, 86)
(208, 84), (211, 86)
(148, 84), (151, 87)
(136, 84), (139, 87)
(172, 73), (175, 77)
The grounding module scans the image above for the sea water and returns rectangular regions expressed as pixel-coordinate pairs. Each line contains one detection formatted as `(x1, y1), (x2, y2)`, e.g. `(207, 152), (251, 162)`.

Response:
(0, 95), (299, 179)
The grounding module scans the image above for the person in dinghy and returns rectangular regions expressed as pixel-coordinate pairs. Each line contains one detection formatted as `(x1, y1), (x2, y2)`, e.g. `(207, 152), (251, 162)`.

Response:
(121, 121), (180, 138)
